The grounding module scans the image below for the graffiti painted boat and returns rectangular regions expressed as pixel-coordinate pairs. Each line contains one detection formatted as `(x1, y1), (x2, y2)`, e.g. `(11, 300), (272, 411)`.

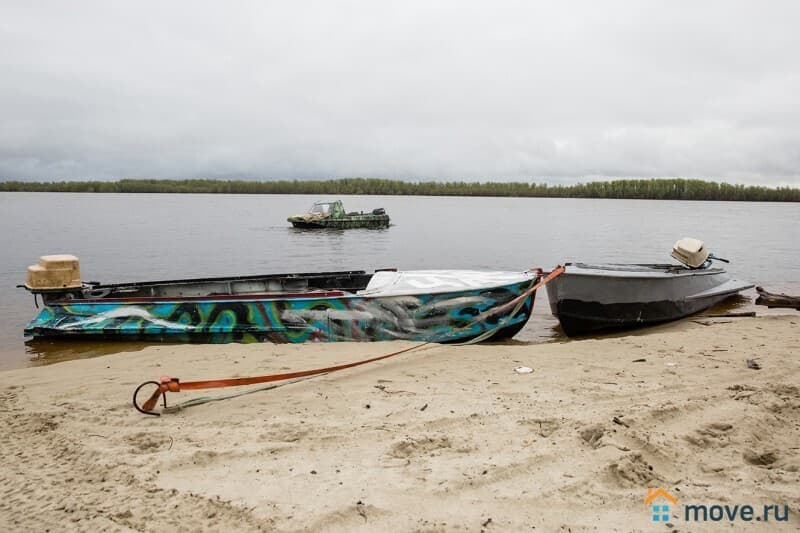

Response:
(21, 255), (539, 343)
(546, 239), (753, 337)
(288, 200), (390, 229)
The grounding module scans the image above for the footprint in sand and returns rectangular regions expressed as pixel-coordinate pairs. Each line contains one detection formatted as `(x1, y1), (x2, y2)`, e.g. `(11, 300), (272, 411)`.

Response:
(259, 423), (310, 443)
(389, 436), (452, 459)
(743, 449), (780, 467)
(29, 413), (59, 434)
(607, 453), (663, 488)
(578, 424), (605, 448)
(684, 422), (734, 448)
(125, 432), (173, 454)
(518, 417), (560, 438)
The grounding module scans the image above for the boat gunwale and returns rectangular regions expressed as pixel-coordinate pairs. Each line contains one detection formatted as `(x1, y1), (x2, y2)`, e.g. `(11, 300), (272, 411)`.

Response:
(79, 269), (371, 291)
(561, 263), (727, 279)
(48, 290), (349, 305)
(47, 277), (537, 305)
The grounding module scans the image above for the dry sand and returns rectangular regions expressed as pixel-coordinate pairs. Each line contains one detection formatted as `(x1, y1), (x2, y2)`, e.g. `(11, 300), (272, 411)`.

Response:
(1, 316), (798, 531)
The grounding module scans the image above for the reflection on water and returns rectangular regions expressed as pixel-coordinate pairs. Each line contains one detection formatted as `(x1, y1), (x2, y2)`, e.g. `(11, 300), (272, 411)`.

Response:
(704, 294), (753, 314)
(25, 333), (270, 366)
(25, 339), (152, 366)
(287, 226), (393, 235)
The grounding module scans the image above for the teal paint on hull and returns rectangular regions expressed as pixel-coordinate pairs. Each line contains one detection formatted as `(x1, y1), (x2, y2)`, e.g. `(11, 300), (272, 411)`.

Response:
(24, 282), (535, 344)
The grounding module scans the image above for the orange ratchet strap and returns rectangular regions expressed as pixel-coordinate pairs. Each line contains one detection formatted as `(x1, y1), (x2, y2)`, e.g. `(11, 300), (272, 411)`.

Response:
(133, 266), (565, 415)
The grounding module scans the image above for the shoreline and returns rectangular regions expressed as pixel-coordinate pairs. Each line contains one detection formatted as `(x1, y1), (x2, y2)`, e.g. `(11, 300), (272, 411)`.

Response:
(1, 316), (798, 530)
(5, 288), (798, 372)
(2, 178), (799, 202)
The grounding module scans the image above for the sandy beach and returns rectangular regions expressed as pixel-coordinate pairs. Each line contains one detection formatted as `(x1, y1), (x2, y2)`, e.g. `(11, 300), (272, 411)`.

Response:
(1, 315), (798, 531)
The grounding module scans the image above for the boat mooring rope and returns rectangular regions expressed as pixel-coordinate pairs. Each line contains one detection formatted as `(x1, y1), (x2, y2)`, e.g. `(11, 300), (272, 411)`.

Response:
(133, 266), (565, 415)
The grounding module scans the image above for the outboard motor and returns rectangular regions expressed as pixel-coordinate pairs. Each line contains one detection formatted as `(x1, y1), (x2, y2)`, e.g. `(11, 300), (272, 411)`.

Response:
(671, 238), (709, 268)
(22, 254), (84, 302)
(671, 238), (729, 269)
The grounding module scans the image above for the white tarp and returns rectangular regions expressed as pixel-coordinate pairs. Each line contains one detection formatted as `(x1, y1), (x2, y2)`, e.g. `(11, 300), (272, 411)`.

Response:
(358, 270), (534, 297)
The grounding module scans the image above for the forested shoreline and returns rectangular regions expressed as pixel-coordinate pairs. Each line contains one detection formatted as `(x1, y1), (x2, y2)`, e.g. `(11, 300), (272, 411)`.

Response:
(1, 178), (798, 201)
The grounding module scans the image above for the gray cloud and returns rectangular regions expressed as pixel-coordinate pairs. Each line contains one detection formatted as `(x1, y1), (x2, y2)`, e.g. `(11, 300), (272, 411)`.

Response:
(1, 1), (799, 185)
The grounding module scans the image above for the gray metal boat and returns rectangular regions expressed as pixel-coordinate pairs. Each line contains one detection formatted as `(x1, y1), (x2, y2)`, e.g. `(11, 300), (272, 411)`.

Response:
(546, 239), (754, 337)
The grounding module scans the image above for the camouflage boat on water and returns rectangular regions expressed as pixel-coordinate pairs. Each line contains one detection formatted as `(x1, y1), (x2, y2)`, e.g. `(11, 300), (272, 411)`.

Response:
(21, 255), (539, 344)
(288, 200), (390, 229)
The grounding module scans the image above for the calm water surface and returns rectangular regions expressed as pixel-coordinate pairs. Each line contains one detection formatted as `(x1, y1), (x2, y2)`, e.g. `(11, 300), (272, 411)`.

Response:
(0, 192), (797, 370)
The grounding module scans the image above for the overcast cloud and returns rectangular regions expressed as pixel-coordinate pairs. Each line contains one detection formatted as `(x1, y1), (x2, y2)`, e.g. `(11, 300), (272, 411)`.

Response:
(1, 1), (798, 185)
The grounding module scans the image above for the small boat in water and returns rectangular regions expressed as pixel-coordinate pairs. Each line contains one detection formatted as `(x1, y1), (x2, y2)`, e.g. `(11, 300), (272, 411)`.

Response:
(546, 238), (754, 337)
(288, 200), (390, 229)
(21, 255), (539, 343)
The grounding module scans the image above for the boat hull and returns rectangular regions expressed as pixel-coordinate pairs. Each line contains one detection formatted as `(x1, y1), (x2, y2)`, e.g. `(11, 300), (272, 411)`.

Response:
(289, 215), (390, 229)
(24, 279), (536, 344)
(546, 264), (753, 337)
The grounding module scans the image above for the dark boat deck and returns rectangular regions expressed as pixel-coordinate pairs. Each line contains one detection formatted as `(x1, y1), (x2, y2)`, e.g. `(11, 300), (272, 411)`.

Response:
(62, 270), (376, 302)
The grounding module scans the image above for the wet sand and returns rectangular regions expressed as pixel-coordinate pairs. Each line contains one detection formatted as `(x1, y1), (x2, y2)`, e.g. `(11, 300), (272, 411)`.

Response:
(1, 315), (798, 531)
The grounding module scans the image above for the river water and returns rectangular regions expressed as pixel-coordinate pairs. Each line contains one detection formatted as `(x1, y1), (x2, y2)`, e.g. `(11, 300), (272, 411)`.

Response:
(0, 192), (797, 370)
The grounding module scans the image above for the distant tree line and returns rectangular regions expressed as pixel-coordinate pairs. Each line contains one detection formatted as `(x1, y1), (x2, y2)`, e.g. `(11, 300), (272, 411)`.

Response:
(0, 178), (798, 201)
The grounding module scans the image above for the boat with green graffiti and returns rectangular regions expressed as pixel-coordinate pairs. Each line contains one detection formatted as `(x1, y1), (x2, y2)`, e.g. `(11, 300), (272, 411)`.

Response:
(287, 200), (390, 229)
(20, 255), (540, 344)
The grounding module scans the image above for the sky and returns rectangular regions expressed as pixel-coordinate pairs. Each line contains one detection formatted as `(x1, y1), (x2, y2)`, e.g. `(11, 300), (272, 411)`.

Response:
(1, 1), (799, 186)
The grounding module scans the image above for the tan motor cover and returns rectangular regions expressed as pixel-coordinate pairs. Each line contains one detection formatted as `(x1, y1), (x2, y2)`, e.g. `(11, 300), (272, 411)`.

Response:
(25, 255), (82, 290)
(671, 238), (709, 268)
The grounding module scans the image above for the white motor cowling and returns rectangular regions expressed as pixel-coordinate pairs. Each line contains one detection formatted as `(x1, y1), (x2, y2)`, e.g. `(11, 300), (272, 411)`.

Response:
(671, 238), (709, 268)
